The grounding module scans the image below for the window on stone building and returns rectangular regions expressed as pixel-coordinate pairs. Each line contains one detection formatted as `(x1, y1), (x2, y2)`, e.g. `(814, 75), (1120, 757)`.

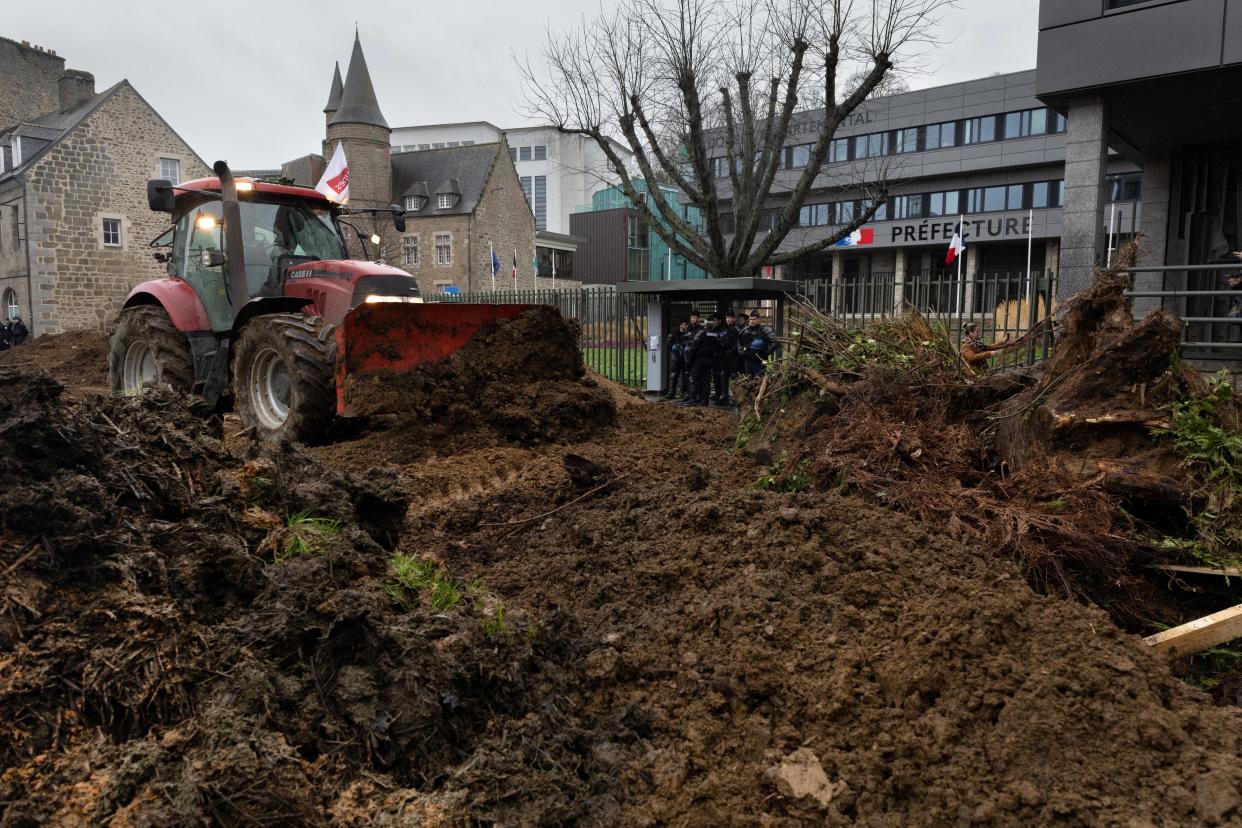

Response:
(436, 193), (455, 209)
(402, 235), (419, 266)
(160, 157), (181, 185)
(519, 146), (532, 162)
(533, 145), (547, 161)
(1, 145), (11, 172)
(102, 218), (122, 247)
(404, 196), (426, 212)
(434, 233), (452, 265)
(3, 288), (17, 320)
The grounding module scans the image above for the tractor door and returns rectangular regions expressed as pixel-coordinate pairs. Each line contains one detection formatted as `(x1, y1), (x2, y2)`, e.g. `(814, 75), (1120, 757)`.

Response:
(173, 202), (233, 332)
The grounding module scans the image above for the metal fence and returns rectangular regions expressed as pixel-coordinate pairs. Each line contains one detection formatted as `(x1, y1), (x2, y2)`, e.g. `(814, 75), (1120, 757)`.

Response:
(435, 287), (649, 388)
(1125, 263), (1242, 371)
(797, 270), (1059, 366)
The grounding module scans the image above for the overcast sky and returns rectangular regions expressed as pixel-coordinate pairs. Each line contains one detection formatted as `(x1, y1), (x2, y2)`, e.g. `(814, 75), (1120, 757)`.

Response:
(7, 0), (1039, 169)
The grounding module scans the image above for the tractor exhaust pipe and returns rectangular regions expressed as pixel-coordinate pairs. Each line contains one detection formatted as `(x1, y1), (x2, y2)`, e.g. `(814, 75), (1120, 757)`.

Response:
(213, 160), (248, 314)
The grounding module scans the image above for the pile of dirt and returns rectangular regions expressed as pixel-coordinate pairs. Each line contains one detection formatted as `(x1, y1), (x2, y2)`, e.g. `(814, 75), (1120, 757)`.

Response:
(402, 403), (1242, 826)
(0, 370), (615, 825)
(320, 306), (618, 470)
(0, 329), (110, 396)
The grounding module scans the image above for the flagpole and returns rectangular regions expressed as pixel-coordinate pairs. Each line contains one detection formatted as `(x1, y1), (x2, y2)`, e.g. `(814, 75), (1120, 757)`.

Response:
(1025, 207), (1034, 300)
(489, 240), (496, 291)
(957, 214), (964, 320)
(1107, 203), (1117, 268)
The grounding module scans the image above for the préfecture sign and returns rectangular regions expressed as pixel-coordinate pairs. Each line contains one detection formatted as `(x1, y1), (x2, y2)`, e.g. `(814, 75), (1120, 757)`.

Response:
(316, 143), (350, 204)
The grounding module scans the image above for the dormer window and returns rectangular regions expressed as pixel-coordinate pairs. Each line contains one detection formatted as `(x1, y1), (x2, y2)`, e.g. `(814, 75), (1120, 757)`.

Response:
(436, 193), (455, 209)
(404, 195), (426, 212)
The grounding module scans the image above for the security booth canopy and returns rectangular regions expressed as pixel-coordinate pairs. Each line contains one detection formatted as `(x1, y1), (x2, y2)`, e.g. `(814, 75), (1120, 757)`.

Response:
(617, 277), (800, 395)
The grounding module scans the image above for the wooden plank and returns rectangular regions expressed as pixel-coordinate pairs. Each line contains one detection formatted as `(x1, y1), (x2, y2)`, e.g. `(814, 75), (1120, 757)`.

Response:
(1144, 604), (1242, 658)
(1154, 564), (1242, 579)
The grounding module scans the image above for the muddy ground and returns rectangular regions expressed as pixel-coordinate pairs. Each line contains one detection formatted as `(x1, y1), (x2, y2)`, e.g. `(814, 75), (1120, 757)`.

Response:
(4, 316), (1242, 826)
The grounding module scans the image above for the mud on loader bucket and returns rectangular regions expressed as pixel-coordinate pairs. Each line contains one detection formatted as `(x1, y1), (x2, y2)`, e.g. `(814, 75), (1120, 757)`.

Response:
(334, 302), (541, 417)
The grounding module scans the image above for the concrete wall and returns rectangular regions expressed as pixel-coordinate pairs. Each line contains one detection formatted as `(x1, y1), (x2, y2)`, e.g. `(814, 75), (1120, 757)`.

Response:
(1037, 0), (1242, 96)
(390, 122), (502, 151)
(22, 84), (209, 334)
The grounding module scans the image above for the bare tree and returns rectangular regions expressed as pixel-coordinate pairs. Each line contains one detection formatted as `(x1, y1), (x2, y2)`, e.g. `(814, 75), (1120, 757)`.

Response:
(522, 0), (955, 279)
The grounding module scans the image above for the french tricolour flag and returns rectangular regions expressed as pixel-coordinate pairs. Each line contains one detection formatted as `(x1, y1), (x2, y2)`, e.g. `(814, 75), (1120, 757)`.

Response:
(946, 222), (967, 265)
(835, 228), (874, 248)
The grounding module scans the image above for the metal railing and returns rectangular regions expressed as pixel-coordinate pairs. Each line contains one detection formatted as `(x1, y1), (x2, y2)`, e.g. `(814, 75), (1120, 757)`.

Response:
(797, 270), (1059, 366)
(433, 286), (650, 388)
(1124, 264), (1242, 366)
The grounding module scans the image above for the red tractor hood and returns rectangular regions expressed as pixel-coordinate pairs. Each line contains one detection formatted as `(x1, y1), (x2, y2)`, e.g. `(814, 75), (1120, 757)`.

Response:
(286, 260), (413, 283)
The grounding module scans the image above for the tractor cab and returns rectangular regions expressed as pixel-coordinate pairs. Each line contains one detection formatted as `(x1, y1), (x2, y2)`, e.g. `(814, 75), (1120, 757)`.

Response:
(148, 176), (415, 332)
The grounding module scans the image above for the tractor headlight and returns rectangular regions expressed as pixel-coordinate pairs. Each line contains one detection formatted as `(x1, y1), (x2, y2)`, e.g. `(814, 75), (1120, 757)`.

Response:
(363, 295), (424, 304)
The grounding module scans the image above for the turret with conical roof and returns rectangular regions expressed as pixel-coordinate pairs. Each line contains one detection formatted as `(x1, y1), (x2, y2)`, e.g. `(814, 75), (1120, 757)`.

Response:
(324, 33), (391, 210)
(323, 61), (343, 119)
(329, 33), (388, 129)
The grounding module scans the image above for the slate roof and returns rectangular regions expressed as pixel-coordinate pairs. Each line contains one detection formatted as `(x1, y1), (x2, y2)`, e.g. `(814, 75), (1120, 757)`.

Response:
(391, 143), (501, 217)
(323, 62), (343, 114)
(0, 81), (124, 182)
(329, 34), (387, 129)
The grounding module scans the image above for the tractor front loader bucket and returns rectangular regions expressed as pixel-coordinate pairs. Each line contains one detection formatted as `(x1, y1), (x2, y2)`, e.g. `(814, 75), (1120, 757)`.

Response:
(334, 302), (540, 417)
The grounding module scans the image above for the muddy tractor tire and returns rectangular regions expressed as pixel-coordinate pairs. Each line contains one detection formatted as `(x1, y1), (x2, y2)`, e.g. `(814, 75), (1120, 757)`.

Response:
(108, 305), (196, 396)
(233, 313), (337, 445)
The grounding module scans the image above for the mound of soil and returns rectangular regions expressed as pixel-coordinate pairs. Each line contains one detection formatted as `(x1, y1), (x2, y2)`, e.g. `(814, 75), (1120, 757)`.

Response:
(0, 329), (110, 397)
(409, 404), (1242, 826)
(0, 371), (614, 825)
(321, 306), (618, 471)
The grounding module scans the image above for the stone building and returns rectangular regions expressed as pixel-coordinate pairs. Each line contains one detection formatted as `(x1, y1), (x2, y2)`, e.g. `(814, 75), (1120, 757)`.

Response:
(283, 34), (548, 295)
(0, 37), (208, 335)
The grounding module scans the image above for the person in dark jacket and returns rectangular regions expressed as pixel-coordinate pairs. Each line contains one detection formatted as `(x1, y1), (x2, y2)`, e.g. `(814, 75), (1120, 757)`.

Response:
(682, 314), (725, 406)
(9, 318), (26, 346)
(712, 310), (743, 404)
(741, 313), (774, 376)
(665, 319), (691, 400)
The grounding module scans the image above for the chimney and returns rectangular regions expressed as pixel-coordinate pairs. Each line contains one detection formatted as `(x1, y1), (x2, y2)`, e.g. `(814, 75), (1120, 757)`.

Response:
(58, 70), (95, 111)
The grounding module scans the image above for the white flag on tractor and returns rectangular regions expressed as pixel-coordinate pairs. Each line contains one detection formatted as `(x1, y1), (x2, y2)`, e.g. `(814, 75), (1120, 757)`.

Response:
(316, 143), (350, 204)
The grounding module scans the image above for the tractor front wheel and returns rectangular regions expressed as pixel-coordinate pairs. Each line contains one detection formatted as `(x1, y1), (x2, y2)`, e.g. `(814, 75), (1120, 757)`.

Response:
(233, 313), (337, 445)
(108, 305), (195, 395)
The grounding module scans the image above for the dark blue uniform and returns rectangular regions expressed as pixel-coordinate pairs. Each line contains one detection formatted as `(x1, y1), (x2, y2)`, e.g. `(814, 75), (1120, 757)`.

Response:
(665, 328), (690, 399)
(741, 323), (774, 376)
(686, 323), (725, 404)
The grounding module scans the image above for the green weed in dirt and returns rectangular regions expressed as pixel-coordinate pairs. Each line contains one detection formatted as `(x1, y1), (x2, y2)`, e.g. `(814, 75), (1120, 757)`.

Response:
(757, 453), (811, 493)
(735, 415), (762, 449)
(1152, 373), (1242, 568)
(387, 555), (511, 637)
(274, 512), (340, 562)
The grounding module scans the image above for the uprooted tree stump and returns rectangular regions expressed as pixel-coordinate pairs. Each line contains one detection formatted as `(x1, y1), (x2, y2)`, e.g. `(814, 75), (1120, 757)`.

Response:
(994, 242), (1193, 519)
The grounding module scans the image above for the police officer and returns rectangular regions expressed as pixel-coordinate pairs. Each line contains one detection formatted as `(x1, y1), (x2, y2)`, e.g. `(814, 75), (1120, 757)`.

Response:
(741, 313), (774, 376)
(665, 319), (691, 400)
(10, 318), (26, 346)
(713, 310), (742, 405)
(683, 313), (725, 406)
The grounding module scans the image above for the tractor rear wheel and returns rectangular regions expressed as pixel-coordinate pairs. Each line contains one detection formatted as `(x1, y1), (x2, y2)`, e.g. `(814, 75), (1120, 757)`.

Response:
(233, 313), (336, 445)
(108, 305), (195, 395)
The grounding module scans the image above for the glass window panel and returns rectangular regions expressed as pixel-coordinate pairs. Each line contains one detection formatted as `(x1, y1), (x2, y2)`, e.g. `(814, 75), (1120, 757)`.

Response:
(1007, 184), (1025, 210)
(1004, 112), (1021, 139)
(1032, 181), (1050, 209)
(830, 138), (850, 163)
(1030, 108), (1048, 135)
(984, 186), (1005, 212)
(793, 144), (811, 168)
(838, 200), (855, 223)
(943, 190), (959, 215)
(853, 135), (869, 158)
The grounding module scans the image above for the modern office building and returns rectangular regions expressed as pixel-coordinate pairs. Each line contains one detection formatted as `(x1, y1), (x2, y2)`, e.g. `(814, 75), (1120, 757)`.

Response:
(571, 181), (709, 285)
(1036, 0), (1242, 314)
(710, 69), (1142, 309)
(390, 122), (631, 237)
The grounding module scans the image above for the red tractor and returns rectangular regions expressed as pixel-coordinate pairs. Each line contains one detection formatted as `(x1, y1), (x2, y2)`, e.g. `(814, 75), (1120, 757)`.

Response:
(111, 161), (531, 443)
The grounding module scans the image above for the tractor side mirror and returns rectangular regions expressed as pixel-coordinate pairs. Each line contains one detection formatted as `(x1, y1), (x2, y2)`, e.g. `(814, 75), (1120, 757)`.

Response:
(200, 248), (226, 269)
(152, 252), (168, 264)
(147, 179), (175, 213)
(390, 204), (406, 234)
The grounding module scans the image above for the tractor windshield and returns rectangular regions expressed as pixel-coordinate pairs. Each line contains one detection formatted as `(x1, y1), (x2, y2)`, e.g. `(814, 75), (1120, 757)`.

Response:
(238, 201), (346, 297)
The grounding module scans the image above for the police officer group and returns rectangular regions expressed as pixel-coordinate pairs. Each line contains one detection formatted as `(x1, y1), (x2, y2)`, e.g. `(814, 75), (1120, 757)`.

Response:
(0, 317), (29, 351)
(666, 309), (774, 406)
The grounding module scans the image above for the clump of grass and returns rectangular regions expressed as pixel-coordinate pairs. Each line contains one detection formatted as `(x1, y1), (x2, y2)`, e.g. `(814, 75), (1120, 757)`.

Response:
(274, 512), (340, 562)
(1153, 372), (1242, 567)
(387, 555), (510, 637)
